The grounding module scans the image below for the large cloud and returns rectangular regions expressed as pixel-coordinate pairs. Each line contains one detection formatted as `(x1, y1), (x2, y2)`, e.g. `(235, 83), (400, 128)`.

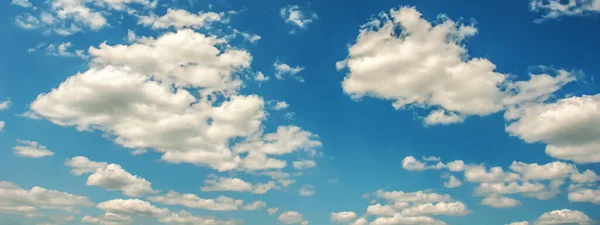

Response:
(534, 209), (595, 225)
(28, 28), (321, 172)
(338, 6), (505, 124)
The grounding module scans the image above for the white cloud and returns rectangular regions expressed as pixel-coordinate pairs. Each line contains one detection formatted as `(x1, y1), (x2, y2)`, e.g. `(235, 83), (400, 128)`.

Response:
(13, 140), (55, 158)
(0, 121), (5, 131)
(280, 5), (317, 30)
(350, 218), (368, 225)
(278, 211), (307, 225)
(506, 94), (600, 163)
(375, 190), (451, 204)
(95, 198), (240, 225)
(422, 156), (440, 162)
(370, 214), (447, 225)
(81, 213), (132, 225)
(88, 29), (251, 94)
(255, 72), (269, 82)
(530, 0), (600, 21)
(65, 156), (156, 197)
(509, 161), (576, 181)
(570, 170), (600, 183)
(11, 0), (32, 8)
(534, 209), (594, 225)
(339, 6), (507, 124)
(65, 156), (109, 175)
(402, 156), (445, 171)
(481, 196), (521, 208)
(293, 160), (316, 170)
(0, 181), (93, 216)
(272, 101), (290, 111)
(331, 211), (358, 222)
(147, 191), (243, 211)
(97, 199), (169, 217)
(400, 201), (470, 217)
(267, 207), (279, 215)
(464, 165), (519, 183)
(15, 14), (41, 30)
(242, 201), (266, 210)
(45, 42), (87, 59)
(138, 9), (223, 30)
(201, 177), (253, 192)
(446, 160), (465, 172)
(299, 185), (315, 196)
(366, 203), (396, 217)
(424, 109), (464, 125)
(0, 100), (9, 111)
(158, 210), (240, 225)
(274, 62), (305, 82)
(27, 28), (319, 173)
(87, 164), (158, 197)
(443, 175), (462, 188)
(568, 188), (600, 204)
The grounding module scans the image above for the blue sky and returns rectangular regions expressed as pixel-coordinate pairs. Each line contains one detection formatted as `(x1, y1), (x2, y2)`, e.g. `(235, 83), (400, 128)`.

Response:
(1, 0), (599, 225)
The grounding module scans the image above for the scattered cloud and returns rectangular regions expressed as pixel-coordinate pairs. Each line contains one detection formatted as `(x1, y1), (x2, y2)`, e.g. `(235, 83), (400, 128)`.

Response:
(138, 9), (223, 30)
(530, 0), (600, 22)
(200, 176), (280, 194)
(299, 185), (315, 196)
(13, 140), (55, 158)
(274, 62), (305, 82)
(280, 5), (317, 32)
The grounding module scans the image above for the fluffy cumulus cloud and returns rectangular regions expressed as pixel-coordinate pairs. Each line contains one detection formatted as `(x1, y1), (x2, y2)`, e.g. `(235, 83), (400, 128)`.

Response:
(0, 181), (93, 217)
(401, 155), (600, 208)
(331, 211), (358, 222)
(13, 140), (55, 158)
(337, 6), (583, 131)
(530, 0), (600, 21)
(338, 6), (505, 124)
(278, 211), (308, 225)
(356, 189), (469, 224)
(280, 5), (317, 31)
(65, 156), (157, 197)
(506, 94), (600, 163)
(534, 209), (595, 225)
(27, 27), (321, 173)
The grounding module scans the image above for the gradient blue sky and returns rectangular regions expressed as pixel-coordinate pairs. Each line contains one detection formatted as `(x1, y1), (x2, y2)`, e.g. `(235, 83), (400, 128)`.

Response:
(1, 0), (599, 225)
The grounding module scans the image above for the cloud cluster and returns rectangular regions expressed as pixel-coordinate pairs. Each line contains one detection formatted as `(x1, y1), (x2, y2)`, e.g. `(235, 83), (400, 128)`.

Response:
(530, 0), (600, 21)
(28, 27), (321, 173)
(335, 189), (470, 225)
(200, 176), (279, 194)
(402, 156), (600, 207)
